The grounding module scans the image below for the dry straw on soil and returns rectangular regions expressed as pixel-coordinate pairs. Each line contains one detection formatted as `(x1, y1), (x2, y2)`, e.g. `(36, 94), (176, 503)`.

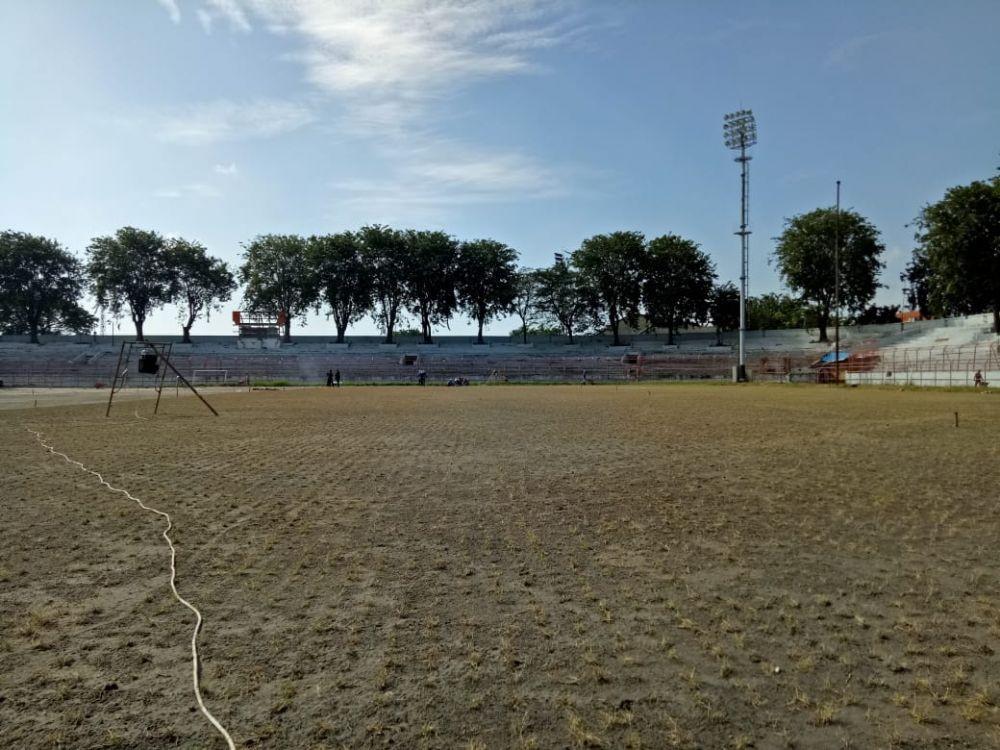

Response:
(1, 384), (998, 748)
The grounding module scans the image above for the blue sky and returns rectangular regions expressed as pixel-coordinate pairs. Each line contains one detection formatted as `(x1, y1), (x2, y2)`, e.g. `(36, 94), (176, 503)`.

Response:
(1, 1), (998, 336)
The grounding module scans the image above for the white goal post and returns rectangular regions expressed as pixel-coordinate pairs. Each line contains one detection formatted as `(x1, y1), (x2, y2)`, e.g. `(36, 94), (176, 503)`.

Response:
(191, 369), (229, 384)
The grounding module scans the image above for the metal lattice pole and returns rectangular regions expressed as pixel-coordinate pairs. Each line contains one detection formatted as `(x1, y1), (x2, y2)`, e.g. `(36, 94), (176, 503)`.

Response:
(724, 109), (757, 382)
(835, 180), (841, 384)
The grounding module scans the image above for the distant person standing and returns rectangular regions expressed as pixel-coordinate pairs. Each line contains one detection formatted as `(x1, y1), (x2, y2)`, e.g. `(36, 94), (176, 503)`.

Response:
(417, 370), (427, 386)
(334, 369), (341, 387)
(326, 369), (334, 387)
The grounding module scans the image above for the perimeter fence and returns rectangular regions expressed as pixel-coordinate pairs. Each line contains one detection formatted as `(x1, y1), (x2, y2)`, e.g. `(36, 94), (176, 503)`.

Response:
(0, 339), (996, 388)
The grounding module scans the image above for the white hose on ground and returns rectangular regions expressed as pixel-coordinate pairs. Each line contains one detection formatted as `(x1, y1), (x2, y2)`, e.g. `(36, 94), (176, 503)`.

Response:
(24, 426), (236, 750)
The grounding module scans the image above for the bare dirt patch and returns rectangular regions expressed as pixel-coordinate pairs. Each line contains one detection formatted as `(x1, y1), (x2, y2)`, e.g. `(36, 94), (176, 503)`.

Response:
(0, 386), (238, 411)
(1, 384), (998, 748)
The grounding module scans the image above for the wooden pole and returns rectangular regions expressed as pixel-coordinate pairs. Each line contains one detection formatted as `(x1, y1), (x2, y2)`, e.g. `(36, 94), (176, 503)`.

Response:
(105, 341), (127, 417)
(156, 346), (219, 417)
(152, 343), (172, 415)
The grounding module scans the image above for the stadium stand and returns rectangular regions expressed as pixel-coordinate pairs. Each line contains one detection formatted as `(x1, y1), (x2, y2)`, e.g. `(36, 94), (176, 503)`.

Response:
(0, 313), (995, 387)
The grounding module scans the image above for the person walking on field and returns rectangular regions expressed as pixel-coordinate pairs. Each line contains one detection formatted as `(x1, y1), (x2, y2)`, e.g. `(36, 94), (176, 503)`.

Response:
(326, 369), (334, 387)
(334, 369), (341, 387)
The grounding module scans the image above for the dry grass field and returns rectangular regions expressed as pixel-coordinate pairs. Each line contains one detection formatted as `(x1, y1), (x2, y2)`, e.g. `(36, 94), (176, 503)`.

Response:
(1, 384), (999, 749)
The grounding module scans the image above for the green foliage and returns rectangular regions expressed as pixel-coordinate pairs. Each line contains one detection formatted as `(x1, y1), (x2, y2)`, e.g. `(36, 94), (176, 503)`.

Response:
(643, 234), (716, 344)
(746, 292), (812, 330)
(773, 207), (885, 341)
(852, 304), (900, 325)
(535, 261), (592, 343)
(456, 239), (519, 343)
(392, 326), (422, 337)
(0, 231), (95, 342)
(239, 234), (317, 342)
(708, 282), (740, 344)
(508, 323), (562, 338)
(901, 250), (933, 317)
(307, 232), (373, 343)
(86, 227), (174, 340)
(912, 176), (1000, 331)
(358, 225), (409, 343)
(572, 231), (645, 346)
(166, 238), (235, 342)
(404, 230), (459, 343)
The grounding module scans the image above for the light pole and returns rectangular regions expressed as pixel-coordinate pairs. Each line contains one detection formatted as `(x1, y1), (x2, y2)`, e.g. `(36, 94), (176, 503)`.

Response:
(834, 180), (841, 384)
(723, 109), (757, 382)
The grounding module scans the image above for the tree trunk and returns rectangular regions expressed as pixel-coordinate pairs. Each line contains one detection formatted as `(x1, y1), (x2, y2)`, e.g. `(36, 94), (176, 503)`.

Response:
(29, 319), (40, 345)
(611, 318), (621, 347)
(422, 310), (432, 344)
(993, 306), (999, 334)
(283, 318), (291, 343)
(666, 321), (675, 346)
(384, 307), (395, 344)
(335, 322), (347, 344)
(134, 316), (144, 341)
(715, 327), (723, 346)
(182, 325), (192, 344)
(817, 311), (829, 343)
(521, 321), (528, 344)
(476, 317), (485, 345)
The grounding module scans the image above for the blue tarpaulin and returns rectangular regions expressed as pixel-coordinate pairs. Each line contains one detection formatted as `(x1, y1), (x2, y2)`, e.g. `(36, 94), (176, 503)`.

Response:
(818, 350), (851, 363)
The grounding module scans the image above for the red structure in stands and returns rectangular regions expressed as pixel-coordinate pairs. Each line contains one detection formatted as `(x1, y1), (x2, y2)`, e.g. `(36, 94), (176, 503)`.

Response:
(233, 310), (286, 338)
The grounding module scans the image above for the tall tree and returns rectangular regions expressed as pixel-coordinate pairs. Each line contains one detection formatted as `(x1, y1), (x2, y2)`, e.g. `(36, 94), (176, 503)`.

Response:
(404, 230), (459, 344)
(87, 227), (174, 340)
(0, 231), (95, 343)
(535, 260), (591, 343)
(572, 231), (645, 346)
(358, 225), (410, 344)
(511, 268), (542, 344)
(913, 176), (1000, 332)
(643, 234), (716, 345)
(166, 239), (235, 343)
(773, 207), (885, 342)
(456, 239), (518, 344)
(708, 282), (740, 345)
(307, 232), (373, 344)
(239, 234), (317, 343)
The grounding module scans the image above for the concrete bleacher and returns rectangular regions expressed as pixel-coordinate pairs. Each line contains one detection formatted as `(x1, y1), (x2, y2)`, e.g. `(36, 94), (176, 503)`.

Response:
(1, 314), (996, 387)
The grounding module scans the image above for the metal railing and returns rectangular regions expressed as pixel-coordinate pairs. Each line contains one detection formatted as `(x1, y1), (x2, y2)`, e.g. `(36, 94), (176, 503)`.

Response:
(1, 339), (996, 387)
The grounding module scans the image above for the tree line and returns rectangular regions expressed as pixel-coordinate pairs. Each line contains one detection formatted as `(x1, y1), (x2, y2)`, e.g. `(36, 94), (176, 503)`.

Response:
(1, 172), (997, 344)
(231, 227), (730, 347)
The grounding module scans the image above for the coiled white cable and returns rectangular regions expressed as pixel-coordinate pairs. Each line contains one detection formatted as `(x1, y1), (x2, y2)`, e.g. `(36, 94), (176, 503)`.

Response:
(25, 426), (236, 749)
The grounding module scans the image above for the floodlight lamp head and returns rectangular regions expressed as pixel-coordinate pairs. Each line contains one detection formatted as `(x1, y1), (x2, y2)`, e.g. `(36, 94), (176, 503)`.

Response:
(723, 109), (757, 150)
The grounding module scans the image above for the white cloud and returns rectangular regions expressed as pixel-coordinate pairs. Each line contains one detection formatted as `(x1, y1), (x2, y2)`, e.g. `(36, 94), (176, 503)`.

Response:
(164, 1), (594, 212)
(405, 148), (562, 196)
(198, 1), (584, 127)
(155, 99), (315, 145)
(196, 8), (213, 33)
(156, 0), (181, 24)
(825, 30), (922, 70)
(214, 162), (239, 175)
(155, 183), (223, 199)
(205, 0), (252, 32)
(332, 141), (567, 218)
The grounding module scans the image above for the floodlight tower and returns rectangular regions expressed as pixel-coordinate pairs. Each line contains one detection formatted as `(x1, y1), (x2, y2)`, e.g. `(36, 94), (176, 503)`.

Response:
(723, 109), (757, 382)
